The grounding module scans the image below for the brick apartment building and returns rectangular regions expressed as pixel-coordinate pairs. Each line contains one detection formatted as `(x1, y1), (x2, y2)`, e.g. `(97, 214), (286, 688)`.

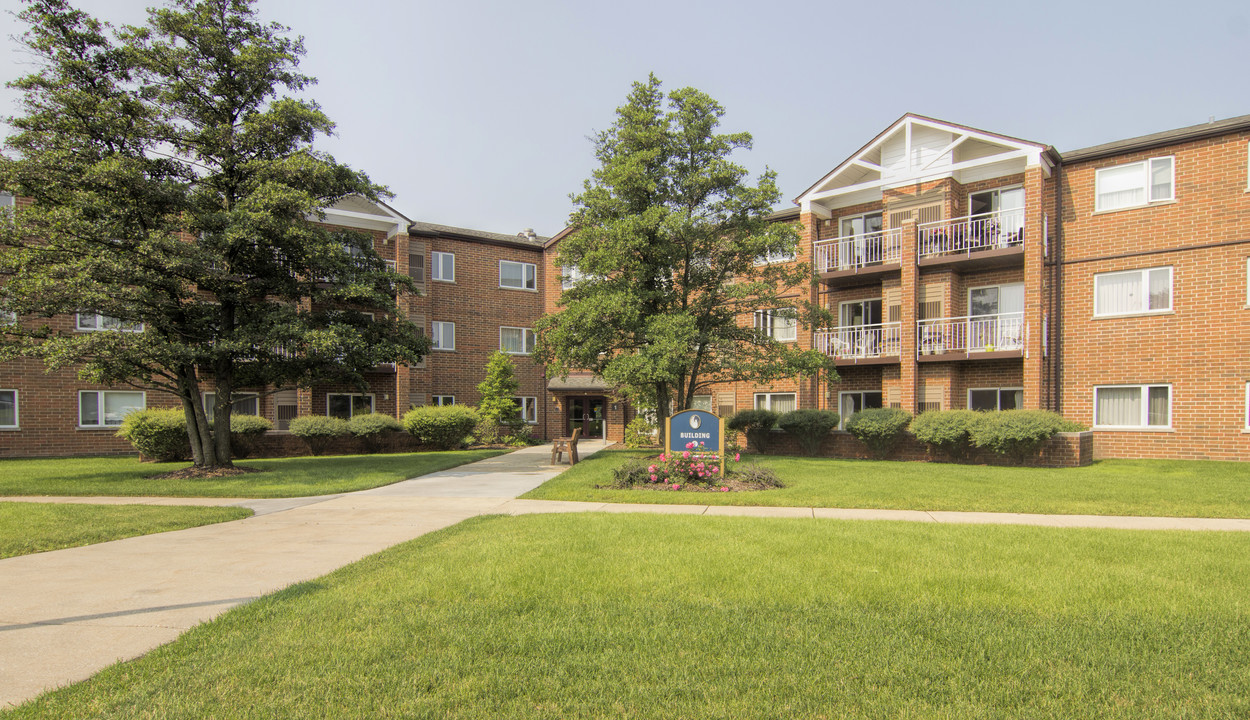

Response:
(1, 113), (1248, 460)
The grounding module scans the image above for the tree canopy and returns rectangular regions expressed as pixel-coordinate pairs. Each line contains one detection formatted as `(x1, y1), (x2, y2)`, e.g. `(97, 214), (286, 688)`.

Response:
(0, 0), (427, 469)
(536, 75), (835, 441)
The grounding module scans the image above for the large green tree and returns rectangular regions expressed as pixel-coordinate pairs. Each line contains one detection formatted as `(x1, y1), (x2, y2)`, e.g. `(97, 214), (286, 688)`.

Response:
(536, 75), (835, 444)
(0, 0), (427, 470)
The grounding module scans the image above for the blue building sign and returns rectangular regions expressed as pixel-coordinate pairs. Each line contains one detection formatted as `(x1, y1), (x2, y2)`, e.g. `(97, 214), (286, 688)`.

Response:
(666, 410), (724, 454)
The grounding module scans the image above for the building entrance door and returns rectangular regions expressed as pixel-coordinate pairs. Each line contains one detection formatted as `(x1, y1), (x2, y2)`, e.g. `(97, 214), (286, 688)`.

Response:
(568, 396), (606, 439)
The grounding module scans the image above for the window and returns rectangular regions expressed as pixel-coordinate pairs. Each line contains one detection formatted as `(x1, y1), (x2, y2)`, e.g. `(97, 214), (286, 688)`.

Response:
(431, 251), (455, 282)
(1094, 385), (1171, 429)
(968, 387), (1023, 411)
(76, 312), (142, 332)
(754, 392), (796, 413)
(408, 253), (425, 283)
(327, 393), (374, 420)
(1245, 383), (1249, 431)
(203, 392), (260, 422)
(692, 395), (713, 412)
(839, 211), (882, 238)
(1095, 157), (1174, 211)
(0, 191), (13, 218)
(432, 395), (455, 406)
(500, 327), (536, 355)
(756, 247), (796, 265)
(79, 390), (144, 427)
(754, 309), (797, 342)
(0, 310), (15, 326)
(511, 396), (538, 424)
(0, 389), (17, 428)
(1094, 267), (1172, 316)
(432, 321), (455, 351)
(1246, 257), (1249, 307)
(500, 260), (537, 290)
(839, 391), (883, 428)
(562, 265), (588, 290)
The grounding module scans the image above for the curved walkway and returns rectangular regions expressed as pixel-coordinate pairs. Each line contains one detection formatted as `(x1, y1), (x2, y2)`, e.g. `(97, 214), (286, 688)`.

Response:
(2, 439), (1247, 707)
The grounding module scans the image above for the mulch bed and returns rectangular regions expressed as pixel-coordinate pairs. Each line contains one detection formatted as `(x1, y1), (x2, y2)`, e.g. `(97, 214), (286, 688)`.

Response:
(151, 465), (265, 480)
(631, 478), (779, 493)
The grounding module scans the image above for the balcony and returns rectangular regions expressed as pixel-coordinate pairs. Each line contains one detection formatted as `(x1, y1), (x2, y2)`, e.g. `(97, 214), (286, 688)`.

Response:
(917, 312), (1027, 361)
(917, 209), (1025, 269)
(814, 229), (902, 282)
(815, 322), (902, 365)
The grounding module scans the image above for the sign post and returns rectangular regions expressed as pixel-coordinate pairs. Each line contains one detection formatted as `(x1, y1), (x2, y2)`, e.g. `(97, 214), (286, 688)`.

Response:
(665, 410), (725, 477)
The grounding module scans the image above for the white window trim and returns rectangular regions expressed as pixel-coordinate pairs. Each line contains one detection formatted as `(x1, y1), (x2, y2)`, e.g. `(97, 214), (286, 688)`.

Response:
(202, 392), (260, 421)
(837, 391), (883, 429)
(754, 392), (796, 412)
(1094, 156), (1175, 212)
(78, 390), (146, 429)
(967, 387), (1024, 411)
(754, 308), (798, 343)
(1245, 257), (1249, 308)
(835, 210), (884, 237)
(432, 395), (455, 406)
(0, 310), (15, 326)
(561, 265), (588, 290)
(1093, 384), (1173, 430)
(325, 393), (375, 419)
(1093, 266), (1173, 318)
(76, 312), (143, 332)
(1245, 382), (1250, 432)
(432, 321), (455, 351)
(431, 251), (455, 283)
(513, 396), (538, 424)
(966, 282), (1025, 312)
(499, 260), (537, 291)
(499, 326), (536, 355)
(0, 389), (18, 429)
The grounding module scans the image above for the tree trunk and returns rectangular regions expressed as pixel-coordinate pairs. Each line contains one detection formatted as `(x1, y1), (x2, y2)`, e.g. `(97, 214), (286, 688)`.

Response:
(655, 381), (669, 449)
(178, 366), (213, 467)
(212, 355), (235, 468)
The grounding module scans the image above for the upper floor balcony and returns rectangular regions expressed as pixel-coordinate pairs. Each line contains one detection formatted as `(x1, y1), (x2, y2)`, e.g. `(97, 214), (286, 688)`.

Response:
(917, 312), (1027, 361)
(814, 322), (902, 366)
(814, 229), (902, 282)
(917, 208), (1025, 269)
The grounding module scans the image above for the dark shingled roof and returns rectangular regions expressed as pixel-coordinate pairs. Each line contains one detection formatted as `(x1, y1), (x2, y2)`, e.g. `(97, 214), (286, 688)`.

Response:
(547, 375), (611, 391)
(1062, 114), (1250, 163)
(407, 220), (550, 249)
(768, 206), (801, 222)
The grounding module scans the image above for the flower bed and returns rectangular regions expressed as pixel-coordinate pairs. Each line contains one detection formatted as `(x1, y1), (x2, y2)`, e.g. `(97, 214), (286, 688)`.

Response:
(605, 442), (782, 492)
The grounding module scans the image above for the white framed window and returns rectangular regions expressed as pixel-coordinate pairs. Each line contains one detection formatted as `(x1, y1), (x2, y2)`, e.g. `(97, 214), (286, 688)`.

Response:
(968, 387), (1023, 411)
(0, 192), (13, 214)
(79, 390), (145, 428)
(408, 251), (425, 283)
(432, 321), (455, 351)
(1245, 383), (1249, 431)
(512, 396), (538, 424)
(499, 260), (537, 290)
(838, 391), (883, 429)
(561, 265), (589, 290)
(1094, 266), (1172, 317)
(500, 327), (536, 355)
(1094, 384), (1171, 429)
(76, 312), (143, 332)
(327, 393), (374, 420)
(1245, 257), (1249, 307)
(754, 308), (797, 342)
(431, 251), (455, 282)
(756, 247), (796, 265)
(0, 310), (15, 326)
(0, 389), (17, 428)
(1095, 156), (1174, 211)
(203, 392), (260, 422)
(692, 395), (713, 412)
(432, 395), (455, 406)
(754, 392), (796, 413)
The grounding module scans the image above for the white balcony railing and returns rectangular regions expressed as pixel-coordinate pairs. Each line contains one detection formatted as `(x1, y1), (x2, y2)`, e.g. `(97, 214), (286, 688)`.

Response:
(815, 322), (902, 360)
(814, 229), (902, 273)
(917, 209), (1025, 259)
(917, 312), (1027, 356)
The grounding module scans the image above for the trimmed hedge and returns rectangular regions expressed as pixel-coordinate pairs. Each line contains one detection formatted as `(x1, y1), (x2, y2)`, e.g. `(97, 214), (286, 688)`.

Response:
(776, 409), (839, 456)
(402, 404), (480, 450)
(288, 416), (350, 456)
(726, 409), (779, 453)
(229, 414), (273, 459)
(970, 409), (1084, 463)
(909, 409), (980, 462)
(117, 409), (190, 462)
(844, 407), (912, 459)
(348, 413), (404, 452)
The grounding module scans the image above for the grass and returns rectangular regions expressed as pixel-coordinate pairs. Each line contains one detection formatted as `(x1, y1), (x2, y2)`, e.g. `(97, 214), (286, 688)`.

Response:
(520, 449), (1250, 518)
(0, 450), (509, 498)
(7, 513), (1248, 718)
(0, 502), (252, 559)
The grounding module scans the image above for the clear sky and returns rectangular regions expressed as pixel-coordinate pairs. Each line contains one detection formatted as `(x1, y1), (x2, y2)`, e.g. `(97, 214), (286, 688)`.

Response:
(3, 0), (1248, 238)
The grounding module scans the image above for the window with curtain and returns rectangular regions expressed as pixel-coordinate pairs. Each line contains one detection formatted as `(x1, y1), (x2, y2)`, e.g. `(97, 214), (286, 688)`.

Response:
(1094, 385), (1170, 428)
(500, 327), (535, 355)
(754, 309), (797, 342)
(0, 390), (16, 427)
(1095, 157), (1173, 211)
(754, 393), (796, 413)
(838, 391), (883, 428)
(1094, 267), (1171, 316)
(79, 391), (145, 427)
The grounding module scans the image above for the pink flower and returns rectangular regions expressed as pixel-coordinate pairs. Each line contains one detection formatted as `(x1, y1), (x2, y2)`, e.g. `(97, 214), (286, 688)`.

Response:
(711, 466), (719, 473)
(682, 451), (690, 459)
(659, 454), (666, 462)
(685, 441), (694, 450)
(647, 464), (656, 473)
(649, 474), (657, 482)
(721, 486), (729, 492)
(672, 483), (680, 490)
(734, 453), (740, 462)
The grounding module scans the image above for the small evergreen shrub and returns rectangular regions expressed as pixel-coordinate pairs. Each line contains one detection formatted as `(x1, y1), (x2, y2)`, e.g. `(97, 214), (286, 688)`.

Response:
(288, 416), (350, 456)
(726, 409), (779, 453)
(474, 352), (523, 444)
(910, 409), (980, 462)
(402, 404), (480, 450)
(348, 413), (403, 453)
(970, 409), (1079, 464)
(228, 414), (272, 459)
(844, 407), (912, 459)
(117, 408), (189, 462)
(624, 417), (658, 448)
(776, 409), (839, 456)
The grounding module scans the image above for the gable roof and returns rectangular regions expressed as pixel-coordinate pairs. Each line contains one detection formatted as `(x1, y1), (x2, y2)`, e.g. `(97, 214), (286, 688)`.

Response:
(407, 220), (549, 249)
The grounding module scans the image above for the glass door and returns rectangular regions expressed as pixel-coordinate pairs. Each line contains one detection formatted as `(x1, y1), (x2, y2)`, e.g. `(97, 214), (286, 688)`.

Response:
(568, 396), (606, 439)
(968, 284), (1024, 350)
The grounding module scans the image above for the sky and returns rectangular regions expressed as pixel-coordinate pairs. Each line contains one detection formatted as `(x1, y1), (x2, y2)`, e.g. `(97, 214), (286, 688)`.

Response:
(2, 0), (1249, 238)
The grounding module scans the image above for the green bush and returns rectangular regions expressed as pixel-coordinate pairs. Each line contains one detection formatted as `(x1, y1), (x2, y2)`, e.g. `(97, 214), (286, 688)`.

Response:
(624, 417), (658, 449)
(844, 407), (912, 460)
(726, 409), (779, 453)
(228, 414), (272, 459)
(909, 409), (980, 462)
(776, 409), (839, 456)
(348, 413), (403, 453)
(288, 415), (350, 456)
(970, 409), (1080, 464)
(116, 408), (190, 462)
(402, 404), (481, 450)
(607, 458), (652, 488)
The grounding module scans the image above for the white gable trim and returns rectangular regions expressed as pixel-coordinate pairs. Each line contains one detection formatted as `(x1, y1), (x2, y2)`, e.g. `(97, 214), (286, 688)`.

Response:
(314, 196), (410, 238)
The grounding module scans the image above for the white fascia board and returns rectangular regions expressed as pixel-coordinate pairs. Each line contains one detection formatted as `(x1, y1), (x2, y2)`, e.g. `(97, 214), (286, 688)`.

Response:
(800, 201), (832, 219)
(908, 116), (1046, 153)
(807, 148), (1035, 203)
(313, 208), (407, 237)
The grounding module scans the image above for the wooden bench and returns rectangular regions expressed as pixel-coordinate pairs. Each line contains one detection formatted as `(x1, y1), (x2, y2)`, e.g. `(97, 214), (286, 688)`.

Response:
(551, 428), (581, 465)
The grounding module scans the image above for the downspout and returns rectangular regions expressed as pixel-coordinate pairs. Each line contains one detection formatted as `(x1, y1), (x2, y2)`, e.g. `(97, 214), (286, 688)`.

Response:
(1052, 160), (1064, 415)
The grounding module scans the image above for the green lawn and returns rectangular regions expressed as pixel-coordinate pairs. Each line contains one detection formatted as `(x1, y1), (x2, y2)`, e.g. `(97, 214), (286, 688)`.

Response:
(0, 502), (252, 559)
(7, 513), (1248, 718)
(521, 449), (1250, 518)
(0, 450), (509, 498)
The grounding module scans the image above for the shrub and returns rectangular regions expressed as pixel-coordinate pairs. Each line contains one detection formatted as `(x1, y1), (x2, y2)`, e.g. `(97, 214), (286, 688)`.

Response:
(624, 417), (658, 448)
(726, 409), (779, 453)
(348, 413), (403, 453)
(909, 409), (980, 462)
(229, 414), (272, 459)
(288, 416), (350, 456)
(117, 409), (190, 462)
(970, 409), (1077, 464)
(844, 407), (912, 459)
(731, 463), (784, 488)
(402, 404), (480, 450)
(776, 409), (839, 456)
(474, 352), (523, 444)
